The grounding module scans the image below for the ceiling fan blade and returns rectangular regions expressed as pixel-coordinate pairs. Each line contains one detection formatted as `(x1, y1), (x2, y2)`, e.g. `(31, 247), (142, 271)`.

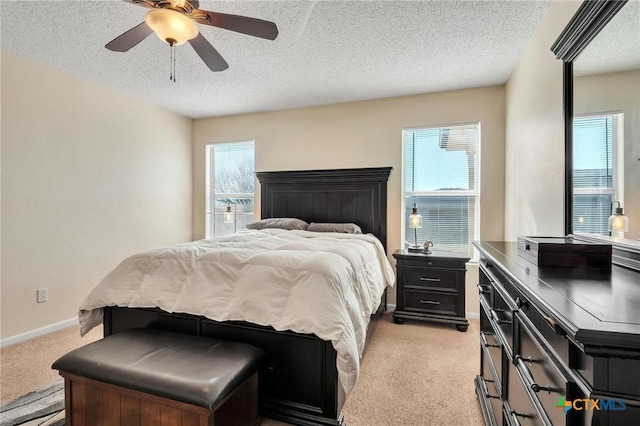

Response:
(193, 9), (278, 40)
(105, 22), (154, 52)
(188, 33), (229, 72)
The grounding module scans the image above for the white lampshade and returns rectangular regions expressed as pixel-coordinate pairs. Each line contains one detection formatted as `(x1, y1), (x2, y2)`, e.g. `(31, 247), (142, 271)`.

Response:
(145, 9), (199, 46)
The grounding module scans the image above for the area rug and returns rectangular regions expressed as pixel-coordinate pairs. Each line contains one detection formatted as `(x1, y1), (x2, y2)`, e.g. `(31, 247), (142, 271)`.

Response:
(0, 381), (64, 426)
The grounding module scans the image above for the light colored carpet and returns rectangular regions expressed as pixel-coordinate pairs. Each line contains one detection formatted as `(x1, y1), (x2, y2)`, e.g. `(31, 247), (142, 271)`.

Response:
(1, 324), (103, 405)
(339, 314), (482, 426)
(0, 314), (483, 425)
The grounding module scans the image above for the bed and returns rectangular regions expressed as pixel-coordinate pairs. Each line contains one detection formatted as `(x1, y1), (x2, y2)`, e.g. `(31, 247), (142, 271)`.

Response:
(81, 166), (392, 426)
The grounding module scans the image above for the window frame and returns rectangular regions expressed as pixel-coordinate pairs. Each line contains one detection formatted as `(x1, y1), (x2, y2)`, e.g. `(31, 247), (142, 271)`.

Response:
(572, 111), (624, 235)
(205, 140), (255, 239)
(401, 123), (480, 259)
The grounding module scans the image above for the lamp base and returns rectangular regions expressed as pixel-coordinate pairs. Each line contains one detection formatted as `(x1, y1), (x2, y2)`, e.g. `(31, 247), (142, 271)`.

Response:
(408, 246), (431, 254)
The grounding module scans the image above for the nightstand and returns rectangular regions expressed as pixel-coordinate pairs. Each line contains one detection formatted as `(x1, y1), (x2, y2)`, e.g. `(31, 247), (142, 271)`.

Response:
(392, 249), (470, 331)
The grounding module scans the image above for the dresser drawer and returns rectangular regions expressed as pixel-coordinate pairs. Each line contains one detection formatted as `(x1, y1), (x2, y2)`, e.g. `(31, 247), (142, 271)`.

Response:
(517, 321), (568, 425)
(478, 269), (492, 307)
(477, 373), (503, 426)
(507, 362), (546, 426)
(403, 290), (457, 315)
(481, 258), (519, 305)
(491, 287), (514, 354)
(515, 291), (571, 369)
(401, 267), (461, 291)
(481, 330), (503, 392)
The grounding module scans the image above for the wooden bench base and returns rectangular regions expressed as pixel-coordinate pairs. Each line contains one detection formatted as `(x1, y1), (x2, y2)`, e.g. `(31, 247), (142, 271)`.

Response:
(59, 371), (259, 426)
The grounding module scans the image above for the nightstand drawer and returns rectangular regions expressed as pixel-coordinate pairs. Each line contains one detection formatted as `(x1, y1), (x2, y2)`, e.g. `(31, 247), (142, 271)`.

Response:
(402, 268), (460, 290)
(403, 290), (457, 315)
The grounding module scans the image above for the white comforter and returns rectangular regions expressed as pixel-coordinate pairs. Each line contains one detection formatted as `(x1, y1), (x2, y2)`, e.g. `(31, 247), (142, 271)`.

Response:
(79, 229), (395, 395)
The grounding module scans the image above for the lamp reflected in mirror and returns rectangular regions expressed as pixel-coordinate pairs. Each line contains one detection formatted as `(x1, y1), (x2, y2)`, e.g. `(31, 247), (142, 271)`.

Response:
(609, 201), (629, 238)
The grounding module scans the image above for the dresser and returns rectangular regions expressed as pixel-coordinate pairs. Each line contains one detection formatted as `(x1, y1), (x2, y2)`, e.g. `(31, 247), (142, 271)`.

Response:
(474, 241), (640, 426)
(392, 249), (470, 332)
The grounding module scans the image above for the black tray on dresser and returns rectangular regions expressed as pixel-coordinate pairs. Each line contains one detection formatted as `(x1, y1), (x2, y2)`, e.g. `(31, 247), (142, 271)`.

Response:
(517, 236), (612, 269)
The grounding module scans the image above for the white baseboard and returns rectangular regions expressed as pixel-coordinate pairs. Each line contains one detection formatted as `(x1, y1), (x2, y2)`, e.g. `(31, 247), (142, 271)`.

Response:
(0, 317), (79, 348)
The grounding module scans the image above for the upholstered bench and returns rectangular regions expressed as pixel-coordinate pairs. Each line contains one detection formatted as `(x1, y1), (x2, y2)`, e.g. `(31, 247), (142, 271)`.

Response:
(52, 328), (264, 426)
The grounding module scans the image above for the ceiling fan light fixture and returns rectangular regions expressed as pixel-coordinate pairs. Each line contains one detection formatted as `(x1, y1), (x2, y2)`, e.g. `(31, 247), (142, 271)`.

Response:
(145, 9), (199, 46)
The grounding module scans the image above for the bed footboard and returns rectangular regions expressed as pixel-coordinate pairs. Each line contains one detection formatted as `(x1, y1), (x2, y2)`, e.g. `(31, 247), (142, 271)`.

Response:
(104, 305), (383, 425)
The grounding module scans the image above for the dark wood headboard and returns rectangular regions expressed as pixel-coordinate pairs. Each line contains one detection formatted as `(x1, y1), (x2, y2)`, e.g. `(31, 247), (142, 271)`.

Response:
(256, 167), (392, 250)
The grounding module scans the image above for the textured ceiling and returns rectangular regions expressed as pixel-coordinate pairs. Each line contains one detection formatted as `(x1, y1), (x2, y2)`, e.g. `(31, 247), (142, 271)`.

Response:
(1, 0), (553, 119)
(573, 0), (640, 77)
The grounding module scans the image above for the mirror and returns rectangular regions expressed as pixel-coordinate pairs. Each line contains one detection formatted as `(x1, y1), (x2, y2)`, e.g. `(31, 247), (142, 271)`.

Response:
(573, 0), (639, 240)
(554, 0), (640, 241)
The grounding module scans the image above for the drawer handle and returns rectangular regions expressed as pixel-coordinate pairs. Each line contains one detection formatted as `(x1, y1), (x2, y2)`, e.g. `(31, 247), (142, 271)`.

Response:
(490, 309), (512, 325)
(511, 411), (530, 422)
(515, 296), (527, 309)
(420, 277), (441, 282)
(480, 378), (500, 399)
(530, 383), (553, 394)
(515, 354), (538, 365)
(480, 332), (500, 349)
(477, 284), (490, 294)
(420, 300), (441, 305)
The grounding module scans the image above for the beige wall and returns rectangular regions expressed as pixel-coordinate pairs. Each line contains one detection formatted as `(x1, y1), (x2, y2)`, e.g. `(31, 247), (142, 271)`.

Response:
(504, 0), (582, 240)
(0, 0), (586, 336)
(1, 51), (193, 339)
(193, 87), (507, 307)
(574, 69), (640, 239)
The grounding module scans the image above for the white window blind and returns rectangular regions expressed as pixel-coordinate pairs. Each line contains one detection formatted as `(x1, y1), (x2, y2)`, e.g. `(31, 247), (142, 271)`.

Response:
(572, 113), (624, 235)
(403, 124), (479, 258)
(205, 141), (255, 238)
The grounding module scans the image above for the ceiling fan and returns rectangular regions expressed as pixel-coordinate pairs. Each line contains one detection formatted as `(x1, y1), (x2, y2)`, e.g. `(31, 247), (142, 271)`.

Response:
(106, 0), (278, 72)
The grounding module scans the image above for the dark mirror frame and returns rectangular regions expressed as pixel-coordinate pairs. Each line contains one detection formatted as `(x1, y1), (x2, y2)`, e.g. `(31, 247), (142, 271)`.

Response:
(551, 0), (640, 271)
(550, 0), (628, 235)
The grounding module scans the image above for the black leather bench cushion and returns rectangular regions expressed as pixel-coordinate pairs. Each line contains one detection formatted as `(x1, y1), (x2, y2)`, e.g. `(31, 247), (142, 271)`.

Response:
(52, 328), (264, 409)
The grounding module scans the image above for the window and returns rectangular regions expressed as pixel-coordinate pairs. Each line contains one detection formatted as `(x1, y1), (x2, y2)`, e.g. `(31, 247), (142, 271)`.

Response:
(205, 141), (255, 238)
(572, 113), (624, 235)
(403, 124), (479, 258)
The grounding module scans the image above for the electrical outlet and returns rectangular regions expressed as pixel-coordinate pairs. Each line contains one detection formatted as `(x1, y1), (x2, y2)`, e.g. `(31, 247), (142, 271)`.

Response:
(37, 288), (48, 303)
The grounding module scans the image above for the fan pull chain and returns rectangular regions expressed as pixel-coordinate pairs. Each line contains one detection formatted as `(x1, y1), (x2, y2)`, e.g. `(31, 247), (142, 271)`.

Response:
(169, 42), (176, 83)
